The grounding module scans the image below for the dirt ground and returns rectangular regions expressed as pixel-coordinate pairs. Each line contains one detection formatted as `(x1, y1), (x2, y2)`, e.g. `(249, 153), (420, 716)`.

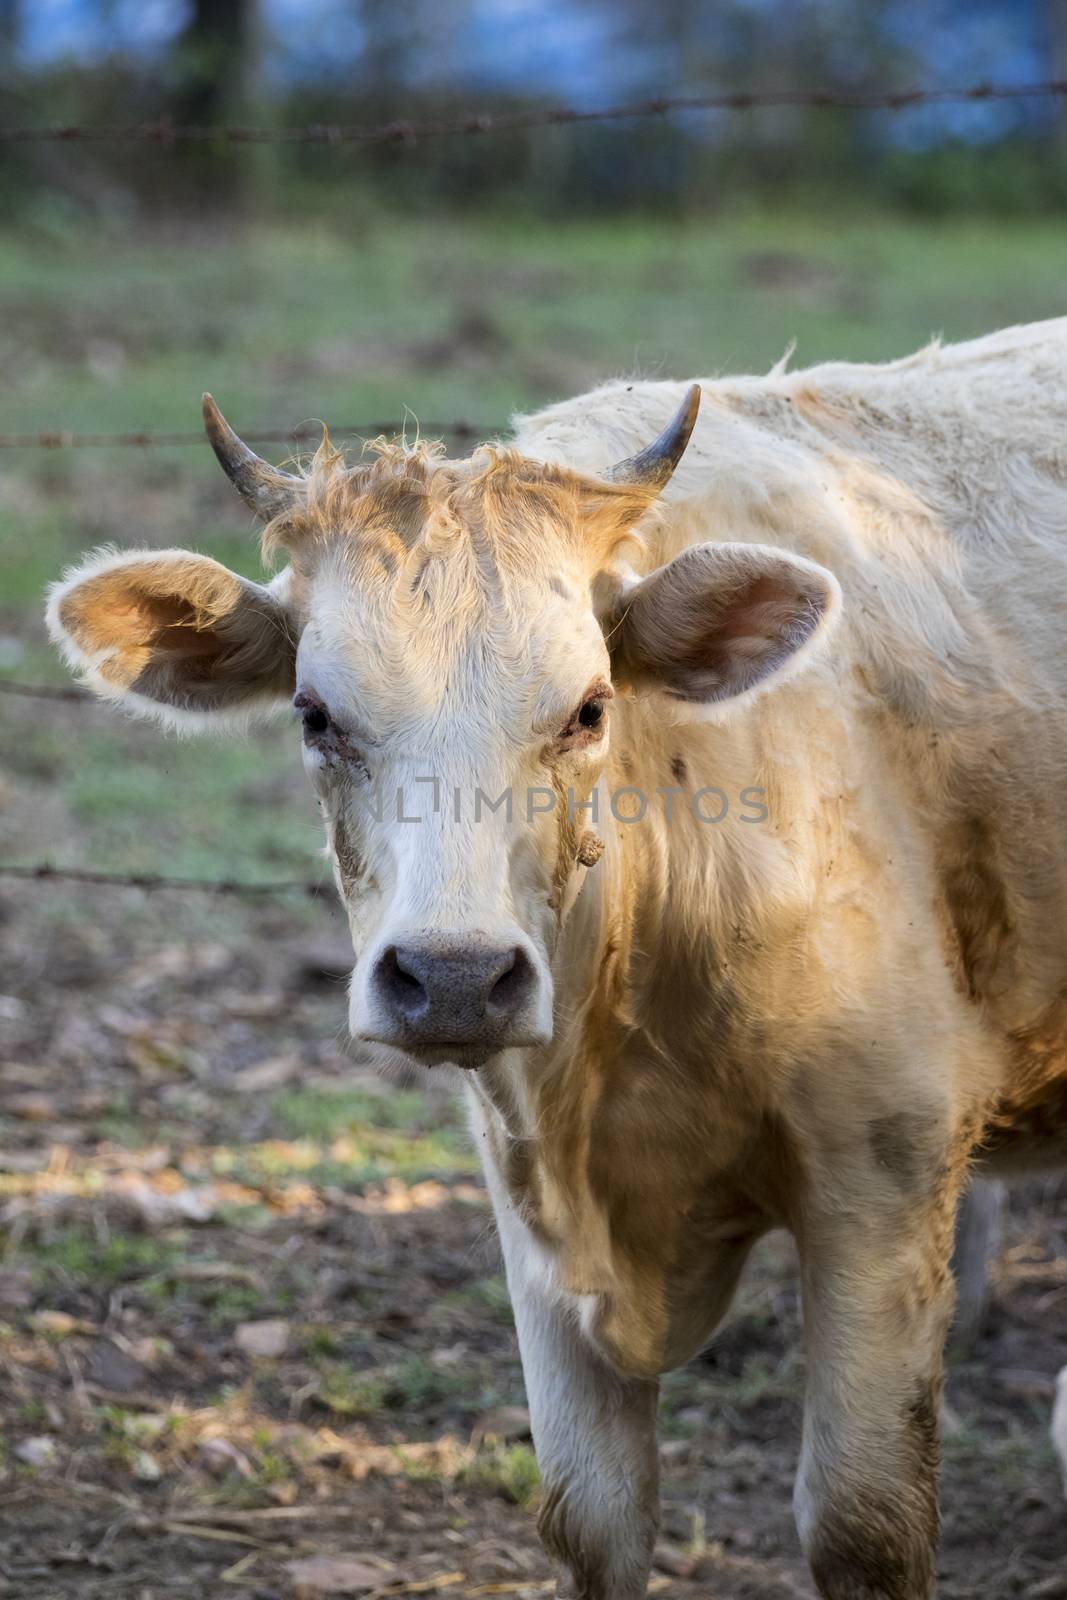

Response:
(1, 859), (1066, 1600)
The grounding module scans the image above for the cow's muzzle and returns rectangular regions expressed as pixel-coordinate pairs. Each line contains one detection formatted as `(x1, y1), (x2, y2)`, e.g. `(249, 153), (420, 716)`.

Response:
(353, 931), (551, 1061)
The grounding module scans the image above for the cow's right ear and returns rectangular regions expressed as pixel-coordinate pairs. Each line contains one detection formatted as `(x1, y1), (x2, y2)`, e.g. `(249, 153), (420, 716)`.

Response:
(609, 541), (840, 713)
(46, 547), (297, 729)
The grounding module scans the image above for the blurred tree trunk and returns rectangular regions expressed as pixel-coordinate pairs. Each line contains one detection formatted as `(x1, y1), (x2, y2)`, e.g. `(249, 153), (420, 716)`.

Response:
(0, 0), (18, 74)
(172, 0), (252, 124)
(169, 0), (257, 207)
(359, 0), (410, 110)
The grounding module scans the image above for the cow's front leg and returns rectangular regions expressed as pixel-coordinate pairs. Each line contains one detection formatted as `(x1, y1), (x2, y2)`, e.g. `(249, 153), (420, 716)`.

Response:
(794, 1175), (961, 1600)
(492, 1202), (659, 1600)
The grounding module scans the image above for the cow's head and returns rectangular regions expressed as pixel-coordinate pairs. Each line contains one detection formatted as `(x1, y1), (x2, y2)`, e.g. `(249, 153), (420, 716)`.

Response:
(48, 389), (838, 1067)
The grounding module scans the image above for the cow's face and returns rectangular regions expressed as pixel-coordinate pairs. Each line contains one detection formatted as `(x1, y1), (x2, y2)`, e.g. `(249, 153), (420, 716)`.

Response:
(48, 389), (839, 1068)
(289, 471), (623, 1065)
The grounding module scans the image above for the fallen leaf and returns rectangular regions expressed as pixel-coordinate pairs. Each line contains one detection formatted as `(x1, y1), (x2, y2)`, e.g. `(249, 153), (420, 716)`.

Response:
(73, 1090), (109, 1117)
(114, 1177), (217, 1227)
(126, 1335), (175, 1367)
(231, 1054), (300, 1092)
(131, 1449), (162, 1482)
(462, 1586), (553, 1597)
(222, 991), (287, 1019)
(235, 1318), (290, 1359)
(7, 1091), (55, 1121)
(378, 1578), (465, 1596)
(653, 1542), (699, 1578)
(124, 1026), (205, 1081)
(0, 1149), (47, 1173)
(126, 942), (232, 989)
(658, 1437), (689, 1463)
(15, 1435), (59, 1468)
(473, 1405), (531, 1444)
(171, 1261), (263, 1288)
(221, 1551), (260, 1584)
(286, 1554), (394, 1595)
(28, 1310), (95, 1338)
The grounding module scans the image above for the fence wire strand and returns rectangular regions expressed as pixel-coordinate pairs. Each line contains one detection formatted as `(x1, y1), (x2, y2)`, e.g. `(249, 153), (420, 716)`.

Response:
(0, 421), (498, 450)
(0, 681), (92, 703)
(0, 862), (332, 899)
(2, 80), (1066, 147)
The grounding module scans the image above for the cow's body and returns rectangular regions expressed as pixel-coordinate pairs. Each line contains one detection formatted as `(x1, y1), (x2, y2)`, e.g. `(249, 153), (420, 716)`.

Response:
(473, 322), (1067, 1595)
(48, 319), (1067, 1600)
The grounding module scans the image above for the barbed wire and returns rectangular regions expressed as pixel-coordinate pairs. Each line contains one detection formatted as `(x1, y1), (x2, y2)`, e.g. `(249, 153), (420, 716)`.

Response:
(2, 80), (1066, 148)
(0, 421), (498, 450)
(0, 861), (331, 898)
(0, 681), (92, 703)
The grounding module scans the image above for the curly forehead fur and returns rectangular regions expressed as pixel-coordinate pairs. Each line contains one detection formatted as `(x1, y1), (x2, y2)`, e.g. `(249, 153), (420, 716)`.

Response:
(260, 433), (656, 611)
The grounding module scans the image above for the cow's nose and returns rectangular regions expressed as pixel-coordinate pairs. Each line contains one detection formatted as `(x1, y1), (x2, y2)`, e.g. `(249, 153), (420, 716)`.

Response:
(368, 937), (539, 1051)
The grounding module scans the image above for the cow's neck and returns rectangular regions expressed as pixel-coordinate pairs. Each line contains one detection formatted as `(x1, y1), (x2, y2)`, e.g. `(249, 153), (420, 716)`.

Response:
(472, 689), (833, 1374)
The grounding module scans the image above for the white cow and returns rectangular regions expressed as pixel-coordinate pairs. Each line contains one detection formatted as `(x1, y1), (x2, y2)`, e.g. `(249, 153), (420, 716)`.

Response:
(49, 318), (1067, 1598)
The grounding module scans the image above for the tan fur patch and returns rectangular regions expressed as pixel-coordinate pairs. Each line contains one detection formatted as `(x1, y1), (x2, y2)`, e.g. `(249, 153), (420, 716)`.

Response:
(259, 438), (658, 588)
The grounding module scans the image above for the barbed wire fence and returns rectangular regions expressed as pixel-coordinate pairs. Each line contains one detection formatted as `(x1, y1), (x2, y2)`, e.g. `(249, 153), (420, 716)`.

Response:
(0, 422), (496, 449)
(3, 75), (1061, 900)
(3, 78), (1067, 147)
(0, 862), (331, 897)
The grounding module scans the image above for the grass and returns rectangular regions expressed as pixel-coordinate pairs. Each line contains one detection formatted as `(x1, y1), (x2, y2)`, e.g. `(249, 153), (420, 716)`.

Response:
(460, 1441), (541, 1507)
(29, 1227), (182, 1291)
(273, 1087), (434, 1139)
(214, 1123), (471, 1191)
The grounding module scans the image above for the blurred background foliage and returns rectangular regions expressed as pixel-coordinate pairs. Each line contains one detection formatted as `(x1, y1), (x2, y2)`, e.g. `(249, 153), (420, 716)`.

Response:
(3, 0), (1067, 219)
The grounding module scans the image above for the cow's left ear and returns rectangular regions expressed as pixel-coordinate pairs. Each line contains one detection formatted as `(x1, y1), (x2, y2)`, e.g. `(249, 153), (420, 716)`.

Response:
(46, 547), (297, 728)
(609, 541), (841, 709)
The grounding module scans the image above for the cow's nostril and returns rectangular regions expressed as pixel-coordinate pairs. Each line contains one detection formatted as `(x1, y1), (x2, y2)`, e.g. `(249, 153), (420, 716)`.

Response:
(376, 946), (429, 1020)
(487, 946), (532, 1017)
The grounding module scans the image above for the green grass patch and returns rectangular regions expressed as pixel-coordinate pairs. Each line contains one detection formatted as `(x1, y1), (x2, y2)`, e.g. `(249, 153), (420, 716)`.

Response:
(30, 1227), (182, 1291)
(272, 1087), (441, 1140)
(442, 1273), (514, 1325)
(460, 1442), (540, 1507)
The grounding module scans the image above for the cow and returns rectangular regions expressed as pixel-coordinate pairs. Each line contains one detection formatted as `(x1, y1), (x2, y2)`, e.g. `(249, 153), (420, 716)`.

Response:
(47, 317), (1067, 1600)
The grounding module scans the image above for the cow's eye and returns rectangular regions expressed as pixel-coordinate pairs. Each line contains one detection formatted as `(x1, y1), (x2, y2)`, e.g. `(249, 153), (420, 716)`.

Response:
(295, 694), (331, 738)
(578, 698), (604, 729)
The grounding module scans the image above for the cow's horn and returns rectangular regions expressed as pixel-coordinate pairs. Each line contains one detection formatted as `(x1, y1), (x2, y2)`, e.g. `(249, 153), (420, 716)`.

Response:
(605, 383), (701, 489)
(202, 394), (302, 521)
